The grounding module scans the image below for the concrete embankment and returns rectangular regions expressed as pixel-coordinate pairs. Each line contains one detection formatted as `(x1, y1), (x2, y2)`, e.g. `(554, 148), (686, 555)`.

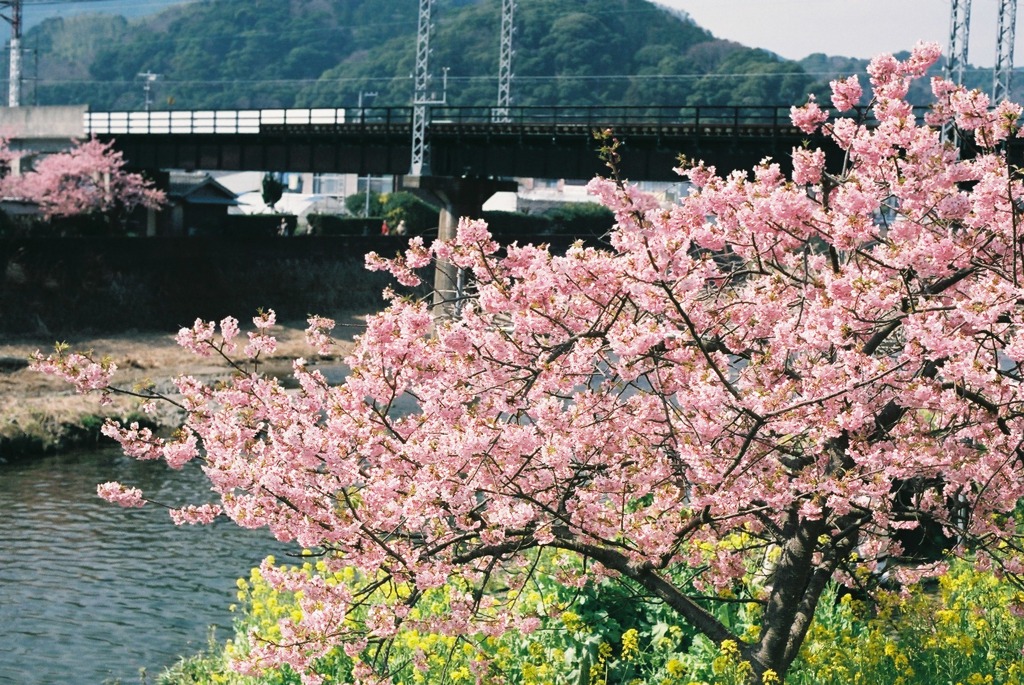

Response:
(1, 236), (405, 337)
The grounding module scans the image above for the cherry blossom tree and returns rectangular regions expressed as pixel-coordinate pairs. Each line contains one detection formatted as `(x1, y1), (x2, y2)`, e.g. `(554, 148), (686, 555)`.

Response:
(10, 137), (164, 221)
(34, 43), (1024, 684)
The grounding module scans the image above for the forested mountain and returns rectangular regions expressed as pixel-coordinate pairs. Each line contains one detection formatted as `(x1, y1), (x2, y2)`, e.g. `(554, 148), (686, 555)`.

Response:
(5, 0), (1007, 112)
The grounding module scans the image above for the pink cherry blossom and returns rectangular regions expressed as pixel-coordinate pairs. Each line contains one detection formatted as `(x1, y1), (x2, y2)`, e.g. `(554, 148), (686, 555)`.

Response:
(30, 347), (116, 393)
(243, 330), (277, 358)
(176, 318), (216, 357)
(97, 481), (146, 508)
(791, 95), (829, 134)
(304, 315), (336, 355)
(829, 75), (862, 112)
(36, 42), (1024, 685)
(5, 137), (164, 219)
(219, 316), (240, 352)
(792, 147), (826, 185)
(169, 503), (222, 525)
(253, 309), (277, 330)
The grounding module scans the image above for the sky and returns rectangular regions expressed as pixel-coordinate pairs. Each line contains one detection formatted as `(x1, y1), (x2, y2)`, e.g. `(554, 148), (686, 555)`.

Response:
(657, 0), (1016, 68)
(21, 0), (191, 26)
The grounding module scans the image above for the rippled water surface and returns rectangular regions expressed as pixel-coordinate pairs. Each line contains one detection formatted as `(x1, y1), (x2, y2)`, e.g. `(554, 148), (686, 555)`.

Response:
(0, 448), (288, 685)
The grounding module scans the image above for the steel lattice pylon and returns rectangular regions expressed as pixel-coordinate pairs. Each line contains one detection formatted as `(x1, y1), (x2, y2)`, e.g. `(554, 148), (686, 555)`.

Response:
(947, 0), (1019, 99)
(994, 0), (1018, 101)
(947, 0), (972, 85)
(410, 0), (433, 176)
(494, 0), (515, 122)
(411, 0), (516, 174)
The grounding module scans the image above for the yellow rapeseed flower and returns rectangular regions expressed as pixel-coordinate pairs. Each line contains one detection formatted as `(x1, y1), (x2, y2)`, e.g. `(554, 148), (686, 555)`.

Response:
(621, 628), (640, 661)
(666, 658), (686, 678)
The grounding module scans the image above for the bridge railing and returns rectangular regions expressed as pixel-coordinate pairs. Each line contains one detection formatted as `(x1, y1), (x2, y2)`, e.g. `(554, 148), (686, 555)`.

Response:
(85, 108), (352, 135)
(84, 105), (931, 136)
(431, 105), (800, 128)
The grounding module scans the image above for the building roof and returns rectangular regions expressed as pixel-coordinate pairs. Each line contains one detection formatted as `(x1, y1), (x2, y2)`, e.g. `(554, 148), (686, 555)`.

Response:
(167, 171), (238, 206)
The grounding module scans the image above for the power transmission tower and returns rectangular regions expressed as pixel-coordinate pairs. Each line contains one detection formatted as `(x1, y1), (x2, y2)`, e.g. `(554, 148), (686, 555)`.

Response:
(410, 0), (434, 176)
(0, 0), (22, 107)
(947, 0), (1019, 99)
(994, 0), (1018, 101)
(494, 0), (515, 122)
(947, 0), (972, 86)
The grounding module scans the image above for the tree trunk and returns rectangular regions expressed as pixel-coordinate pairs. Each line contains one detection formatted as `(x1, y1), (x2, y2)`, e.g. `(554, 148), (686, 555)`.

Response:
(746, 512), (828, 682)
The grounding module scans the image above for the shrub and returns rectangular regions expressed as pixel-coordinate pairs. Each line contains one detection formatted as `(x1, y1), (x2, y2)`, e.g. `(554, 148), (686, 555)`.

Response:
(787, 562), (1024, 685)
(480, 210), (553, 239)
(158, 547), (764, 685)
(381, 191), (439, 235)
(159, 557), (1024, 685)
(543, 202), (614, 238)
(306, 215), (381, 236)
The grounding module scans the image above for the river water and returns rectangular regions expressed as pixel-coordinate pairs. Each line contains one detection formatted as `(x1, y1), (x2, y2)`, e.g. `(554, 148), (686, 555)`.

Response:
(0, 447), (290, 685)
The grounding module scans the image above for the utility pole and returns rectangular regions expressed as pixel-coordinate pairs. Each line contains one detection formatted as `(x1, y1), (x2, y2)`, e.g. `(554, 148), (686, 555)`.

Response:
(359, 90), (379, 216)
(138, 71), (159, 112)
(494, 0), (515, 122)
(0, 0), (22, 107)
(994, 0), (1018, 101)
(358, 90), (378, 120)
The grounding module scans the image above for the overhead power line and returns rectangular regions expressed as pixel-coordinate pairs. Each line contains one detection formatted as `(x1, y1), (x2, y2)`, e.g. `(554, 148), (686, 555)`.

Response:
(30, 71), (882, 88)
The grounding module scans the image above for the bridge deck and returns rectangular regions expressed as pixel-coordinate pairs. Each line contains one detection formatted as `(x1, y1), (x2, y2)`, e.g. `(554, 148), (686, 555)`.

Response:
(85, 105), (904, 180)
(86, 105), (821, 136)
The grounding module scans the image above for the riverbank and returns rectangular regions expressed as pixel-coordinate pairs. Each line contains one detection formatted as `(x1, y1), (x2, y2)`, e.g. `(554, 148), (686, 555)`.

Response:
(0, 311), (369, 461)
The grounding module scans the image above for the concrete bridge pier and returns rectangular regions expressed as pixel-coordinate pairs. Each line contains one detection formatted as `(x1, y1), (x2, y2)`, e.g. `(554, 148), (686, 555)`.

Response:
(401, 175), (517, 319)
(0, 105), (86, 173)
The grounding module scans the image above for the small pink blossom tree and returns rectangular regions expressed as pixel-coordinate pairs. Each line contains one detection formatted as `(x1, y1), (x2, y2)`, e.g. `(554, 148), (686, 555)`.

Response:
(9, 136), (164, 221)
(34, 43), (1024, 683)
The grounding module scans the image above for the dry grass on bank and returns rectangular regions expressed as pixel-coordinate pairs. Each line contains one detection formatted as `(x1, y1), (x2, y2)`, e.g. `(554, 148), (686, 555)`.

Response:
(0, 311), (370, 460)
